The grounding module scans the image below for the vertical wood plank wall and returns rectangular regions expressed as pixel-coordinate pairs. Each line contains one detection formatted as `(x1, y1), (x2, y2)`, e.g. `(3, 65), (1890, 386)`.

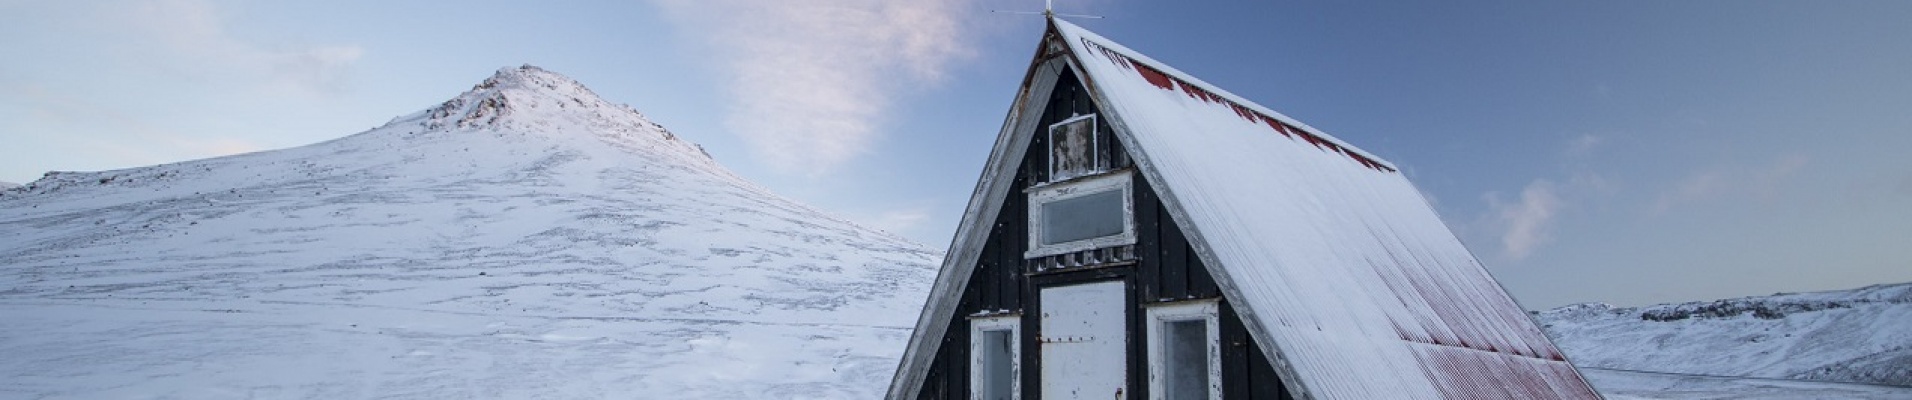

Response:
(914, 71), (1291, 400)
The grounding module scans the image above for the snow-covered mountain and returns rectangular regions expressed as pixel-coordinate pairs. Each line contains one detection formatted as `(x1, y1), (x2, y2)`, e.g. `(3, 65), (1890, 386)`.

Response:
(1539, 282), (1912, 387)
(0, 65), (939, 399)
(0, 181), (19, 190)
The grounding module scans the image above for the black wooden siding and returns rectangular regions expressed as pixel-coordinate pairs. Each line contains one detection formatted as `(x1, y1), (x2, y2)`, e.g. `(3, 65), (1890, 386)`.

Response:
(1132, 175), (1220, 303)
(915, 70), (1291, 400)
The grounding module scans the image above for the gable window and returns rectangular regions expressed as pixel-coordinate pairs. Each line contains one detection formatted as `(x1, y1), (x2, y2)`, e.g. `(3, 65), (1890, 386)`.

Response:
(1026, 171), (1135, 258)
(971, 316), (1022, 400)
(1147, 301), (1220, 400)
(1049, 114), (1100, 181)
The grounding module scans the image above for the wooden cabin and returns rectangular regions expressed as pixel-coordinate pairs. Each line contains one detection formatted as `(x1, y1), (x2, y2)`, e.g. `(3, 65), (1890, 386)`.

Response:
(886, 17), (1602, 400)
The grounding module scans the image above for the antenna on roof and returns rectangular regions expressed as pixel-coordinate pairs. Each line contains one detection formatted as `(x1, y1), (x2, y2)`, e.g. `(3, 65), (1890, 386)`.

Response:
(991, 0), (1103, 19)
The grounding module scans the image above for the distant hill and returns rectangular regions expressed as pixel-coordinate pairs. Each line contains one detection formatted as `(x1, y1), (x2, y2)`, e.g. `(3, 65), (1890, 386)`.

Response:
(1538, 282), (1912, 387)
(0, 65), (938, 398)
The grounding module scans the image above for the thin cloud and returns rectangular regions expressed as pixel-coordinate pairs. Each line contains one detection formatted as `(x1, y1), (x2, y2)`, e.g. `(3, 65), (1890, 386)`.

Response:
(1486, 179), (1563, 261)
(1653, 170), (1726, 213)
(652, 0), (974, 176)
(1475, 133), (1619, 262)
(11, 83), (265, 168)
(1652, 155), (1808, 213)
(1566, 134), (1603, 157)
(110, 0), (363, 96)
(1751, 155), (1808, 199)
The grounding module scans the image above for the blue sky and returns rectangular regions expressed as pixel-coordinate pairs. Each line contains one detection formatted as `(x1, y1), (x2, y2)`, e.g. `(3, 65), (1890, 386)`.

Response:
(3, 1), (1908, 310)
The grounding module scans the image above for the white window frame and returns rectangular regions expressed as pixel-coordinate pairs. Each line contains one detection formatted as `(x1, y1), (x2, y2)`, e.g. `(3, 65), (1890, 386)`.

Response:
(971, 315), (1023, 400)
(1024, 170), (1136, 258)
(1146, 300), (1221, 400)
(1047, 114), (1100, 181)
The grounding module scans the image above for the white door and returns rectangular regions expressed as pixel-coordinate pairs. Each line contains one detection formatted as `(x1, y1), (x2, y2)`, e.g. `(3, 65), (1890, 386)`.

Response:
(1041, 280), (1128, 400)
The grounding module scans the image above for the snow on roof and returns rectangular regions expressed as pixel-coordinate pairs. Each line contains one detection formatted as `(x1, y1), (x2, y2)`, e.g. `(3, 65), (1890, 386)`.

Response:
(1050, 19), (1598, 399)
(1067, 31), (1394, 174)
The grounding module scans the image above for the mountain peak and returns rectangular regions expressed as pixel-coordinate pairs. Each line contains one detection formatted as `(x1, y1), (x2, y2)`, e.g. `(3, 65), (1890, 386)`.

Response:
(474, 64), (593, 99)
(379, 64), (713, 164)
(402, 65), (652, 134)
(411, 64), (610, 130)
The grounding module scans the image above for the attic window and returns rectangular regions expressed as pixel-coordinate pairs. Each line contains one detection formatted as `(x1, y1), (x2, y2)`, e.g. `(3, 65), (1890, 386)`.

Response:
(971, 316), (1021, 400)
(1048, 114), (1100, 181)
(1147, 301), (1220, 400)
(1026, 171), (1135, 258)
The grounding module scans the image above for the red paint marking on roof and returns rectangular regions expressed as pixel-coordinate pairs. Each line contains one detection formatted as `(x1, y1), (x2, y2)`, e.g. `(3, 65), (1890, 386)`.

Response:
(1133, 64), (1174, 90)
(1229, 103), (1257, 122)
(1295, 127), (1328, 150)
(1258, 114), (1293, 139)
(1078, 36), (1399, 174)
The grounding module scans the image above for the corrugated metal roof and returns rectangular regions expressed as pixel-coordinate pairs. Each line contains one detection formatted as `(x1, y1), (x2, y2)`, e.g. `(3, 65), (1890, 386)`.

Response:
(1052, 19), (1599, 399)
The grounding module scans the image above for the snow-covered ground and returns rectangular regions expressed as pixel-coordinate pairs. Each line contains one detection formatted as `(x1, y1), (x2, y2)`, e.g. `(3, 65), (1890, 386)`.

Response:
(0, 66), (938, 399)
(1583, 367), (1912, 400)
(1540, 282), (1912, 387)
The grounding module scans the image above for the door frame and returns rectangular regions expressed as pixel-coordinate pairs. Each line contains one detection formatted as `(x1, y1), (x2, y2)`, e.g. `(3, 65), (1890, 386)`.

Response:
(1027, 267), (1139, 400)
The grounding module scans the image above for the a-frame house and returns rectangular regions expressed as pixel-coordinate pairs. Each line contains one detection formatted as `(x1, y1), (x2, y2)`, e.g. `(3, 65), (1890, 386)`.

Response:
(887, 17), (1602, 400)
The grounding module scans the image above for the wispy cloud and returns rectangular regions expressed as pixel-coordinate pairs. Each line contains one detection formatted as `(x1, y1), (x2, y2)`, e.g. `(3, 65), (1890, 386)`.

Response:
(1652, 155), (1809, 213)
(109, 0), (363, 96)
(1476, 132), (1620, 261)
(1652, 170), (1725, 213)
(1566, 134), (1604, 157)
(652, 0), (974, 175)
(0, 1), (347, 182)
(1485, 179), (1563, 261)
(9, 82), (265, 166)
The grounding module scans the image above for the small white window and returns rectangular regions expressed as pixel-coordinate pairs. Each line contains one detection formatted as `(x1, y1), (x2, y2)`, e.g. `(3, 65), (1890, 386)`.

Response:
(971, 315), (1022, 400)
(1147, 301), (1220, 400)
(1049, 114), (1100, 181)
(1026, 171), (1136, 258)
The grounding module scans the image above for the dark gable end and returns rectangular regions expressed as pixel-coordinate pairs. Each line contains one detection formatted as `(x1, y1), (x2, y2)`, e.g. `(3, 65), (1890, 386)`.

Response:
(889, 18), (1601, 400)
(905, 67), (1295, 400)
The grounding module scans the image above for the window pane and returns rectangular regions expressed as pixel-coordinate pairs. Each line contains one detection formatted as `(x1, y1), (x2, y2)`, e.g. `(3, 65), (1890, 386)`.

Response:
(982, 329), (1015, 400)
(1040, 189), (1125, 245)
(1165, 320), (1210, 400)
(1050, 117), (1097, 180)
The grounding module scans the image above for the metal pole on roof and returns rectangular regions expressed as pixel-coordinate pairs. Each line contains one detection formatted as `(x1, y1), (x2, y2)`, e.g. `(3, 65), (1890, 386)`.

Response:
(990, 0), (1102, 19)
